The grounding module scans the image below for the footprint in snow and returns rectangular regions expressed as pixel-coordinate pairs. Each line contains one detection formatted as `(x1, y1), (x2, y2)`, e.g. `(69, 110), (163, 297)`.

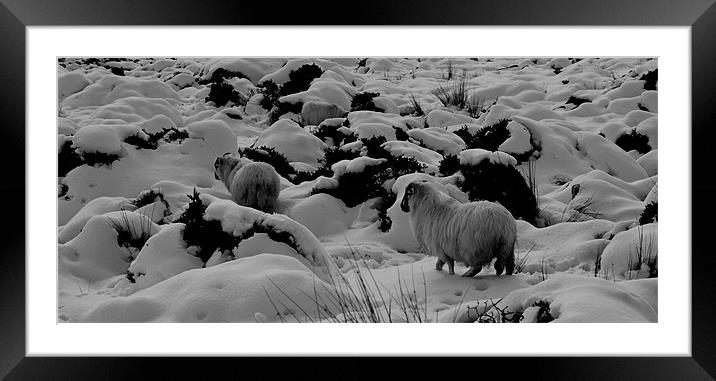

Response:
(473, 281), (490, 291)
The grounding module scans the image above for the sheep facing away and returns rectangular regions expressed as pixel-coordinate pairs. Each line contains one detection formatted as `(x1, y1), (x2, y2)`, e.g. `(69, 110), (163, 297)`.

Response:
(214, 153), (281, 213)
(400, 181), (517, 277)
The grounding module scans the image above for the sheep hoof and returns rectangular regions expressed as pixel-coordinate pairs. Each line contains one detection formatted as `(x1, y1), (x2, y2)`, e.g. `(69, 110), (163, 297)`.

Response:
(461, 267), (480, 277)
(435, 258), (445, 271)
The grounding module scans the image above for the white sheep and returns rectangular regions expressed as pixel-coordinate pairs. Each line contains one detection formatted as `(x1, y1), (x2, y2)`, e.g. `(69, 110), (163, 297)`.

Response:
(400, 181), (517, 277)
(214, 153), (281, 213)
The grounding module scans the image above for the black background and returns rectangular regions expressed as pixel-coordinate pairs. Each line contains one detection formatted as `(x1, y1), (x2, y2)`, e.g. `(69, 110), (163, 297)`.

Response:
(1, 0), (714, 379)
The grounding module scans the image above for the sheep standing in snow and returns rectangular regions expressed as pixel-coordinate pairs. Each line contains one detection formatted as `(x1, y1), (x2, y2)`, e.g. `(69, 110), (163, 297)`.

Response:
(214, 153), (281, 213)
(400, 181), (517, 277)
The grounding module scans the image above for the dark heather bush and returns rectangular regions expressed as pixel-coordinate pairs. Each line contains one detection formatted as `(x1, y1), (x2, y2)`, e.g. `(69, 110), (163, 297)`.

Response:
(639, 201), (658, 225)
(566, 95), (590, 107)
(393, 126), (409, 141)
(81, 151), (121, 168)
(279, 64), (324, 96)
(58, 140), (84, 177)
(205, 81), (243, 108)
(175, 189), (227, 263)
(533, 300), (554, 323)
(639, 69), (658, 91)
(163, 128), (190, 143)
(454, 119), (511, 152)
(377, 191), (397, 232)
(314, 123), (355, 147)
(201, 68), (248, 84)
(361, 136), (392, 160)
(438, 154), (461, 177)
(109, 66), (125, 76)
(350, 92), (384, 112)
(268, 101), (304, 125)
(258, 80), (281, 110)
(615, 129), (651, 154)
(133, 188), (169, 209)
(238, 146), (295, 180)
(459, 159), (538, 223)
(124, 133), (159, 150)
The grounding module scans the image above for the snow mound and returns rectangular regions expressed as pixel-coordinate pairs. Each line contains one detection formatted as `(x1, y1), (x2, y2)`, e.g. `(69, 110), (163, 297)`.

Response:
(255, 119), (325, 167)
(79, 254), (342, 322)
(494, 274), (657, 322)
(185, 120), (238, 157)
(407, 127), (466, 156)
(62, 75), (181, 109)
(58, 70), (91, 101)
(600, 223), (657, 280)
(459, 149), (518, 167)
(72, 124), (142, 154)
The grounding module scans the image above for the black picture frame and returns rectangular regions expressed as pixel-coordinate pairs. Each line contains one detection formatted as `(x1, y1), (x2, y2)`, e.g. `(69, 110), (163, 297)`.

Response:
(1, 0), (714, 379)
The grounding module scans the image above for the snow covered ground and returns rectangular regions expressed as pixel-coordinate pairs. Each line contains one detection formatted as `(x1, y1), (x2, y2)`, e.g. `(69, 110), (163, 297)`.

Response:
(57, 57), (657, 323)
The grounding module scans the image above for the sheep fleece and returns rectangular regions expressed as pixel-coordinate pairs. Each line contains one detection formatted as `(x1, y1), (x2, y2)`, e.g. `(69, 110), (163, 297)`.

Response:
(215, 156), (281, 213)
(407, 184), (516, 274)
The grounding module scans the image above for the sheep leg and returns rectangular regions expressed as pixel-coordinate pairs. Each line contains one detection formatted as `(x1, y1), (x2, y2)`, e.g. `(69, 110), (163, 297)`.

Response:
(461, 266), (481, 277)
(505, 251), (515, 275)
(435, 258), (445, 271)
(494, 258), (505, 276)
(447, 259), (455, 275)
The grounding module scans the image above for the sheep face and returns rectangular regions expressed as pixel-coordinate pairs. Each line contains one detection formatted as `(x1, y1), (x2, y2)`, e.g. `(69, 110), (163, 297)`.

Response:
(400, 183), (416, 212)
(214, 153), (240, 180)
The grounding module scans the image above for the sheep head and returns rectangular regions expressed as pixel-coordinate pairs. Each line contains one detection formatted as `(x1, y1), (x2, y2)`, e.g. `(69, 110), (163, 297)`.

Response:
(214, 152), (241, 180)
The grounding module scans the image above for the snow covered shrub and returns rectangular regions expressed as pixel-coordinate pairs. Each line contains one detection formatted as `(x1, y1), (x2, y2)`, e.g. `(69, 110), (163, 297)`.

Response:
(109, 66), (124, 76)
(80, 151), (121, 168)
(615, 129), (651, 154)
(361, 135), (393, 160)
(639, 201), (658, 225)
(640, 69), (658, 91)
(123, 133), (159, 150)
(313, 123), (356, 147)
(279, 63), (323, 96)
(162, 128), (190, 143)
(459, 159), (539, 223)
(438, 154), (461, 176)
(238, 146), (295, 180)
(205, 81), (244, 108)
(350, 91), (383, 112)
(376, 192), (397, 232)
(257, 79), (281, 110)
(200, 67), (248, 84)
(268, 101), (304, 125)
(132, 188), (168, 209)
(432, 80), (468, 109)
(108, 211), (156, 262)
(454, 120), (511, 152)
(58, 139), (85, 177)
(174, 189), (227, 263)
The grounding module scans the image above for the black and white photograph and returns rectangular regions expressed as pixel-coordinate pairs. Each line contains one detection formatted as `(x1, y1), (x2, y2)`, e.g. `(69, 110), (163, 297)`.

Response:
(56, 57), (659, 323)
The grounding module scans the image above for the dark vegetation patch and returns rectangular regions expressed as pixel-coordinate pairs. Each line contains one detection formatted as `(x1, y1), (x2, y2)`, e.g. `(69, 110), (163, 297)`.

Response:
(393, 126), (409, 141)
(350, 92), (383, 112)
(174, 189), (310, 265)
(615, 129), (651, 154)
(174, 189), (227, 264)
(124, 127), (190, 150)
(109, 66), (125, 76)
(639, 69), (658, 91)
(408, 94), (425, 116)
(566, 95), (590, 107)
(205, 81), (247, 108)
(453, 120), (511, 152)
(438, 154), (461, 177)
(458, 159), (539, 223)
(639, 201), (658, 225)
(532, 300), (554, 323)
(81, 152), (122, 168)
(432, 80), (468, 110)
(133, 188), (170, 212)
(108, 211), (155, 263)
(313, 123), (357, 147)
(279, 64), (323, 96)
(199, 68), (248, 85)
(238, 146), (296, 180)
(257, 64), (324, 123)
(58, 140), (85, 177)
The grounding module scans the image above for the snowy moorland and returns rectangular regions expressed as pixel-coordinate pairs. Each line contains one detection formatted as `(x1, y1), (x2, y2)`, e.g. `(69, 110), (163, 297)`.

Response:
(57, 57), (657, 323)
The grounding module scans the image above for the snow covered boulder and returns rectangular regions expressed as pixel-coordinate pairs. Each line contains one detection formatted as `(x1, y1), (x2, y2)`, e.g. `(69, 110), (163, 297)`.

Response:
(255, 119), (326, 167)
